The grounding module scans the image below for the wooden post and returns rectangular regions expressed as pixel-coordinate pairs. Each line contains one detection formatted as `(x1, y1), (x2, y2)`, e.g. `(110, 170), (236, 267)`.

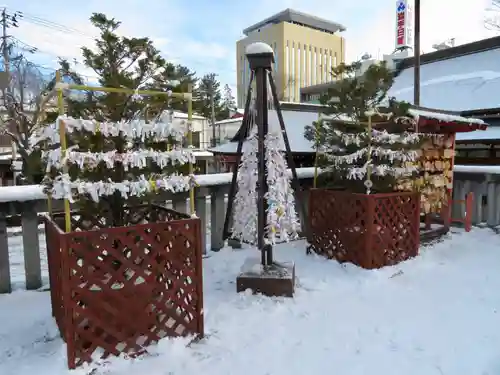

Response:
(21, 203), (42, 290)
(0, 204), (11, 293)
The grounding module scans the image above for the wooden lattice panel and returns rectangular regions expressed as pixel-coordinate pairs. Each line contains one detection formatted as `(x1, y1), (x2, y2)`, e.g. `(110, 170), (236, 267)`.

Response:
(307, 189), (420, 269)
(45, 206), (203, 369)
(371, 194), (420, 267)
(44, 218), (65, 334)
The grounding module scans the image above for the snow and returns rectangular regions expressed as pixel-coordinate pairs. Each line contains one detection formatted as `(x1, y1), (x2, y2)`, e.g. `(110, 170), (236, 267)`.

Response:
(245, 42), (274, 55)
(453, 165), (500, 174)
(192, 151), (213, 158)
(210, 109), (322, 154)
(195, 167), (318, 186)
(0, 185), (45, 202)
(389, 47), (500, 111)
(456, 126), (500, 141)
(212, 117), (242, 125)
(0, 164), (498, 202)
(2, 228), (500, 374)
(408, 108), (486, 125)
(0, 168), (318, 201)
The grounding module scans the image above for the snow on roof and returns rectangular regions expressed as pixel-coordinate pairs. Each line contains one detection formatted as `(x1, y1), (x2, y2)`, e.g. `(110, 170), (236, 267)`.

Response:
(213, 118), (243, 126)
(193, 151), (213, 157)
(389, 47), (500, 111)
(209, 109), (321, 154)
(456, 126), (500, 141)
(172, 111), (206, 120)
(408, 108), (486, 125)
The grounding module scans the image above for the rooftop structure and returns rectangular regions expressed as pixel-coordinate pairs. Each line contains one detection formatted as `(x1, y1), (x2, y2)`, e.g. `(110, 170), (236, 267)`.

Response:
(243, 8), (346, 36)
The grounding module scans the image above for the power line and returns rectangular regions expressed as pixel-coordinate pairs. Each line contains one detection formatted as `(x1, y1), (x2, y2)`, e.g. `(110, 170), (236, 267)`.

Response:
(9, 7), (237, 74)
(10, 9), (94, 39)
(6, 7), (237, 83)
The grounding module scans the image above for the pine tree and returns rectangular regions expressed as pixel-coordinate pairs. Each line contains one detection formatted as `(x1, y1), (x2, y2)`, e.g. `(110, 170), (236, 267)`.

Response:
(80, 13), (166, 122)
(305, 61), (422, 193)
(35, 13), (193, 226)
(220, 84), (236, 118)
(144, 63), (198, 115)
(196, 73), (224, 120)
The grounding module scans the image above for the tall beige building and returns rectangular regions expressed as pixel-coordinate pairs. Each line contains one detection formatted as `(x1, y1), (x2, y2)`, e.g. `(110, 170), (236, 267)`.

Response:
(236, 9), (346, 107)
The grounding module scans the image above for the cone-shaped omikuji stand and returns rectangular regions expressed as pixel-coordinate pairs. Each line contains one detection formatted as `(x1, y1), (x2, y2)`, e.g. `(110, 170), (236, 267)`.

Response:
(228, 42), (301, 297)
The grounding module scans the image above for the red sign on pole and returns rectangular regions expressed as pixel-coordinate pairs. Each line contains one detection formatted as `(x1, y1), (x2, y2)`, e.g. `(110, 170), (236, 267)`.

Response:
(396, 11), (406, 46)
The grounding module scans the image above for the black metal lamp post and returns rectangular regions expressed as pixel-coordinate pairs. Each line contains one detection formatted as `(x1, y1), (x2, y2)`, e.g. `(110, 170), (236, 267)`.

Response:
(246, 44), (275, 266)
(225, 43), (305, 296)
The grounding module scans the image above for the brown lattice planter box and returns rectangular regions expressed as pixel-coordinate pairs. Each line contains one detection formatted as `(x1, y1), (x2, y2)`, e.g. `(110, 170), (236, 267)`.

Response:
(44, 205), (204, 369)
(307, 189), (420, 269)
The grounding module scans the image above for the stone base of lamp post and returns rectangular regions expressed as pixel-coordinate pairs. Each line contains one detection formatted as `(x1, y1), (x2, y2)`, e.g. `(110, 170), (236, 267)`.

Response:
(236, 257), (295, 297)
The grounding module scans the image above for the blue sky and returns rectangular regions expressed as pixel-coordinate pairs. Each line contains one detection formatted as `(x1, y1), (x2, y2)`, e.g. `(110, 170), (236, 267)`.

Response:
(2, 0), (498, 99)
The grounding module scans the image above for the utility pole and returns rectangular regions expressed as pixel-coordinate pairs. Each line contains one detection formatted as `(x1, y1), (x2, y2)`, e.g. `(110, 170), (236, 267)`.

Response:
(210, 84), (217, 147)
(1, 8), (9, 77)
(0, 8), (21, 184)
(413, 0), (421, 106)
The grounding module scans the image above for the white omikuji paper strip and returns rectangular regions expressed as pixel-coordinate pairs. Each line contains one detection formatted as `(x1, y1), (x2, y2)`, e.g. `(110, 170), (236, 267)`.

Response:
(42, 147), (196, 172)
(231, 128), (299, 246)
(31, 115), (188, 147)
(231, 128), (259, 244)
(50, 173), (194, 203)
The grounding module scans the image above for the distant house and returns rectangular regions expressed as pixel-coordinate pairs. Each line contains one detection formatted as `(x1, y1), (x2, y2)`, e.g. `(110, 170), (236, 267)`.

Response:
(209, 102), (326, 172)
(390, 35), (500, 165)
(229, 109), (245, 119)
(210, 118), (243, 146)
(168, 111), (210, 150)
(298, 36), (500, 165)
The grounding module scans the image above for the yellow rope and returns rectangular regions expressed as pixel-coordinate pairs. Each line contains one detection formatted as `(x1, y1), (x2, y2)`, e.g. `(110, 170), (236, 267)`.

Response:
(56, 71), (71, 232)
(312, 113), (321, 188)
(187, 85), (195, 216)
(53, 73), (194, 226)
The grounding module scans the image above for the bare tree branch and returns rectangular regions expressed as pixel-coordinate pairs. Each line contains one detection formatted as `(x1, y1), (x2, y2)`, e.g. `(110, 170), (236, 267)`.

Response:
(485, 0), (500, 30)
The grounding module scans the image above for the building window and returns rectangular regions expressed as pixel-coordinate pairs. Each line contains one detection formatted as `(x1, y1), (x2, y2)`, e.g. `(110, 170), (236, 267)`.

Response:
(286, 41), (290, 100)
(297, 43), (301, 101)
(323, 51), (327, 82)
(291, 42), (295, 101)
(274, 42), (278, 73)
(309, 46), (312, 86)
(303, 46), (307, 87)
(328, 52), (332, 80)
(312, 47), (316, 85)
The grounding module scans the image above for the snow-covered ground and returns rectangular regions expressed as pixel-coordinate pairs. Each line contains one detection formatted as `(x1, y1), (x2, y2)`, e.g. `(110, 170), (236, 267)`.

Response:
(2, 228), (500, 375)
